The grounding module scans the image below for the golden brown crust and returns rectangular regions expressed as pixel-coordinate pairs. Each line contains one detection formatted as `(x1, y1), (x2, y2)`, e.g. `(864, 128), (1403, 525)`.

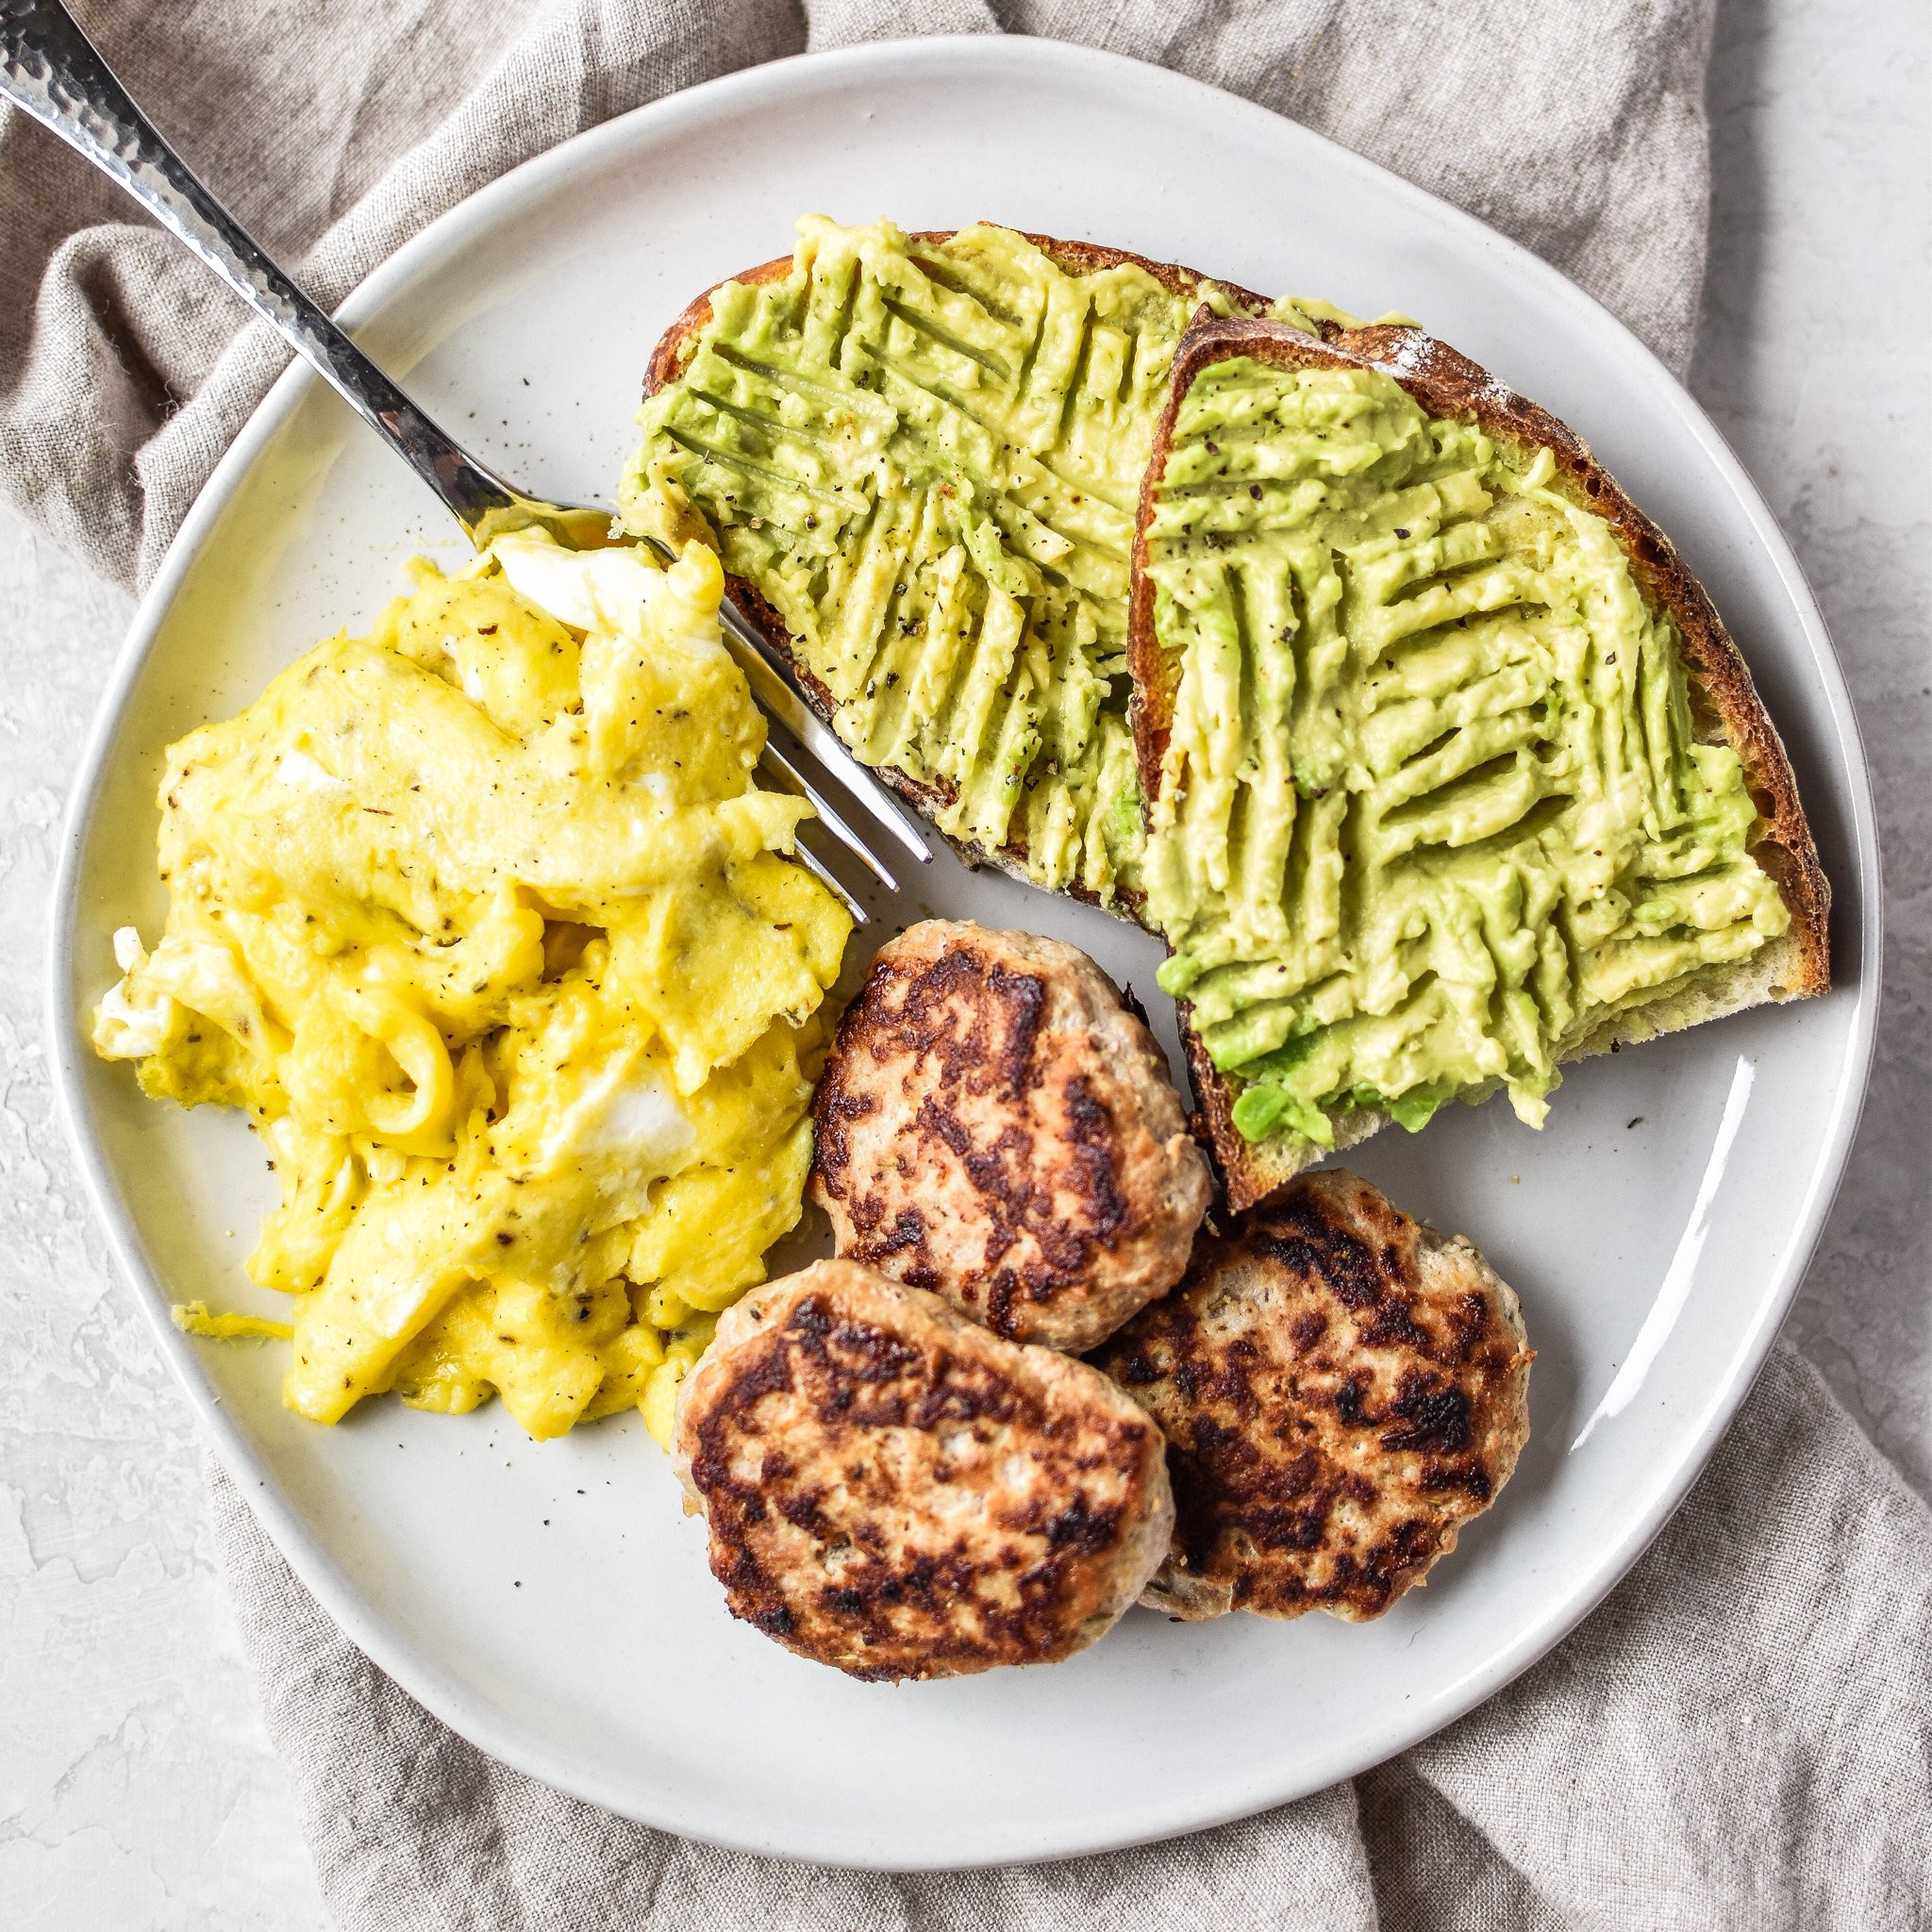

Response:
(642, 248), (794, 395)
(1179, 1022), (1387, 1216)
(810, 921), (1212, 1353)
(1090, 1171), (1533, 1623)
(672, 1259), (1174, 1681)
(1130, 314), (1833, 1211)
(641, 230), (1269, 891)
(644, 230), (1270, 395)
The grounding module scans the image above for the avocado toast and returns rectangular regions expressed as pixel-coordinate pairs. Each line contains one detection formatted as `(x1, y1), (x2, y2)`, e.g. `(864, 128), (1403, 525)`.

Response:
(1130, 314), (1830, 1208)
(621, 219), (1278, 909)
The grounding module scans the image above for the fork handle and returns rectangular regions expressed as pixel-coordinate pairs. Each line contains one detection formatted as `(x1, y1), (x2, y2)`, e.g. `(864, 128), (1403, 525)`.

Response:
(0, 0), (518, 530)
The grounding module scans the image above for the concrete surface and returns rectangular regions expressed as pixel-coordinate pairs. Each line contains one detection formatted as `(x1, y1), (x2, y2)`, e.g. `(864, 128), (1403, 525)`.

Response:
(1, 2), (1925, 1923)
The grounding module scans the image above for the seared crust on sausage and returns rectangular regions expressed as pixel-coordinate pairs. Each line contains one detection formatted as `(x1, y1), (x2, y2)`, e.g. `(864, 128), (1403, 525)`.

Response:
(672, 1259), (1174, 1681)
(1091, 1171), (1532, 1623)
(1131, 315), (1833, 1212)
(810, 921), (1213, 1353)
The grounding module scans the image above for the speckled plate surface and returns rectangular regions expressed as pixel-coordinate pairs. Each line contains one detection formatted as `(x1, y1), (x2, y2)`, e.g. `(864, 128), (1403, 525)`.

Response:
(50, 37), (1878, 1870)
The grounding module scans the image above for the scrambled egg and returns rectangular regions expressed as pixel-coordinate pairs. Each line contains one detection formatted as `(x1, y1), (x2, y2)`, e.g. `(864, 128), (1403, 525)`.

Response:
(94, 532), (849, 1443)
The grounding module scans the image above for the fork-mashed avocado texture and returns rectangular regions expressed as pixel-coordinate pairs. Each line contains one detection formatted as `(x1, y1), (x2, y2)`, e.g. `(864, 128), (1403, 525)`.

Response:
(622, 218), (1348, 908)
(92, 533), (849, 1443)
(1144, 358), (1789, 1149)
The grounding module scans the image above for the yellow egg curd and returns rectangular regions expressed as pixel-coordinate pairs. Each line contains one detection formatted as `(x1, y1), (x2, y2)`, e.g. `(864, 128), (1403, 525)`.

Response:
(94, 532), (850, 1443)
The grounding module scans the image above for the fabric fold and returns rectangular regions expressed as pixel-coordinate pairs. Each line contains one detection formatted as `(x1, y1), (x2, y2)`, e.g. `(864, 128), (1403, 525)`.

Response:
(6, 0), (1721, 591)
(13, 0), (1928, 1924)
(206, 1344), (1929, 1931)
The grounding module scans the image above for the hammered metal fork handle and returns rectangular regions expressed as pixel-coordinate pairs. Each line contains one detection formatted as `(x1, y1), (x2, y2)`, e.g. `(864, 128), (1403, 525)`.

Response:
(2, 0), (934, 883)
(0, 0), (524, 531)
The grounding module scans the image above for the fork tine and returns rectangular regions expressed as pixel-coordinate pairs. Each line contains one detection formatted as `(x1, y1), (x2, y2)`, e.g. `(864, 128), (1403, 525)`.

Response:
(788, 831), (870, 926)
(715, 607), (932, 865)
(760, 742), (900, 893)
(637, 531), (930, 866)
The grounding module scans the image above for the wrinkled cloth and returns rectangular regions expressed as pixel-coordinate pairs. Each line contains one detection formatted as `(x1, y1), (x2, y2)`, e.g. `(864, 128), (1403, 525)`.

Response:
(8, 1), (1927, 1926)
(208, 1346), (1931, 1930)
(2, 0), (1723, 590)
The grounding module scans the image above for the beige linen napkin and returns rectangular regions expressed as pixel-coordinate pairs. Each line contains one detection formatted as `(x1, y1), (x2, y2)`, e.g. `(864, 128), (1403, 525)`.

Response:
(4, 0), (1721, 590)
(8, 2), (1928, 1925)
(206, 1346), (1928, 1930)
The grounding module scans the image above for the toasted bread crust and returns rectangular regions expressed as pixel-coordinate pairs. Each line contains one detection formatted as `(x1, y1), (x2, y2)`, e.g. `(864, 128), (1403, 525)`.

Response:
(1180, 1024), (1389, 1215)
(1130, 314), (1833, 1212)
(1091, 1171), (1533, 1623)
(672, 1260), (1174, 1681)
(641, 231), (1270, 895)
(644, 230), (1270, 396)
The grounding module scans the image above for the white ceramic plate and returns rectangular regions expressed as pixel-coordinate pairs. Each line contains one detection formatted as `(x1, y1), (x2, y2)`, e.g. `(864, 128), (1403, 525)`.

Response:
(52, 38), (1877, 1869)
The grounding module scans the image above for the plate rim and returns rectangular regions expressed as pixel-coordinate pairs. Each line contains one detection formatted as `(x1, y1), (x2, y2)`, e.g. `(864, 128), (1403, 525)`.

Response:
(46, 32), (1882, 1869)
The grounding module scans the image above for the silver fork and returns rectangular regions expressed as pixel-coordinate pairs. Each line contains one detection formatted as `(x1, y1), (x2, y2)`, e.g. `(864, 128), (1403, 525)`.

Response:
(0, 0), (927, 924)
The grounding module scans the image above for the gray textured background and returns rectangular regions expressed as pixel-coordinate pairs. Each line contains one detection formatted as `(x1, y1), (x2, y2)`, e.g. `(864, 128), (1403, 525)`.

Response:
(1, 1), (1925, 1923)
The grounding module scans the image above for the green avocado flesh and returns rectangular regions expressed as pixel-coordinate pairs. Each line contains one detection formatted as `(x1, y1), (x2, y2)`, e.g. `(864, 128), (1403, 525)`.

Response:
(1142, 356), (1790, 1149)
(621, 218), (1241, 906)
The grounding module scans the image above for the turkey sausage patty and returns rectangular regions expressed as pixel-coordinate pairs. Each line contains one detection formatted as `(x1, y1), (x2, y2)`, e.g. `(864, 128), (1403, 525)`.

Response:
(810, 921), (1212, 1353)
(1091, 1170), (1532, 1623)
(673, 1259), (1174, 1681)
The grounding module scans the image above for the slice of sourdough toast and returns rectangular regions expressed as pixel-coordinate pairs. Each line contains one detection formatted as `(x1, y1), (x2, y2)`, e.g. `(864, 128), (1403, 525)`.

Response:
(623, 219), (1277, 911)
(1129, 314), (1830, 1211)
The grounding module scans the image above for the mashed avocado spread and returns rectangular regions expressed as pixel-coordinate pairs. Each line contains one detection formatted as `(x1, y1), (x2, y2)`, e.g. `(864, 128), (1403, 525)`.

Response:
(1143, 357), (1789, 1147)
(623, 218), (1268, 906)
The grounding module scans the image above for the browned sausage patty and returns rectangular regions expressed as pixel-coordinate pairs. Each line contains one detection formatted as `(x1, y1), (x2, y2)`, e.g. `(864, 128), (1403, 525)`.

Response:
(1090, 1171), (1532, 1623)
(810, 921), (1213, 1353)
(672, 1259), (1174, 1681)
